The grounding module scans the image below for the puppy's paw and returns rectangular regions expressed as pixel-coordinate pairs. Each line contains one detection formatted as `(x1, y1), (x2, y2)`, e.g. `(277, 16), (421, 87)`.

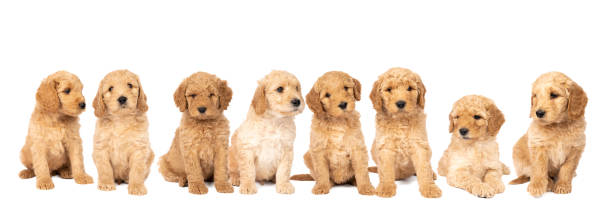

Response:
(19, 169), (35, 179)
(375, 183), (397, 198)
(276, 182), (295, 194)
(419, 184), (442, 198)
(239, 182), (257, 194)
(58, 169), (72, 179)
(468, 183), (495, 198)
(178, 177), (187, 187)
(36, 177), (55, 190)
(358, 184), (375, 196)
(98, 182), (116, 191)
(188, 182), (208, 195)
(488, 180), (505, 194)
(527, 180), (547, 197)
(74, 174), (94, 184)
(215, 182), (234, 193)
(230, 174), (240, 186)
(553, 181), (572, 194)
(312, 182), (331, 195)
(128, 183), (148, 196)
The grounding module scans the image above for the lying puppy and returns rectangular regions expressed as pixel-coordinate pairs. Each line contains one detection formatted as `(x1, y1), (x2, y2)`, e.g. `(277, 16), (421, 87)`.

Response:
(291, 71), (375, 195)
(229, 70), (304, 194)
(438, 95), (509, 198)
(159, 72), (234, 194)
(510, 72), (588, 197)
(369, 68), (441, 198)
(92, 70), (154, 195)
(19, 71), (93, 189)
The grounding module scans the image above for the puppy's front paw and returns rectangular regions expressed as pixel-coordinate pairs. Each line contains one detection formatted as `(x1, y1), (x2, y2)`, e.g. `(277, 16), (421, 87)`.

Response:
(468, 183), (495, 198)
(188, 182), (208, 195)
(358, 184), (375, 196)
(553, 181), (572, 194)
(375, 182), (396, 198)
(74, 174), (94, 184)
(215, 182), (234, 193)
(98, 182), (116, 191)
(128, 183), (148, 196)
(36, 177), (55, 190)
(312, 182), (331, 195)
(276, 182), (295, 194)
(239, 182), (257, 194)
(419, 184), (442, 198)
(527, 180), (547, 197)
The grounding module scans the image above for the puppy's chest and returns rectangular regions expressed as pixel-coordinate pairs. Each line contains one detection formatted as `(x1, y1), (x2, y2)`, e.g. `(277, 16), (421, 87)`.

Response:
(323, 125), (352, 155)
(450, 143), (499, 170)
(181, 126), (217, 160)
(528, 127), (585, 168)
(43, 124), (70, 156)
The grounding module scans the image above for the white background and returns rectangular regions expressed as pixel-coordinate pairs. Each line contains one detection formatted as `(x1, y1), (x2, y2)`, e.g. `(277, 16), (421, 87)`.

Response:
(1, 0), (610, 203)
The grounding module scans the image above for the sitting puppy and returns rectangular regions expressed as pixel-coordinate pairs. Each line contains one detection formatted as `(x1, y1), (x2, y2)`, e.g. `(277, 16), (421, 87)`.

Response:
(159, 72), (234, 194)
(368, 68), (441, 198)
(510, 72), (588, 197)
(19, 71), (93, 189)
(438, 95), (509, 198)
(291, 71), (375, 195)
(229, 70), (304, 194)
(92, 70), (154, 195)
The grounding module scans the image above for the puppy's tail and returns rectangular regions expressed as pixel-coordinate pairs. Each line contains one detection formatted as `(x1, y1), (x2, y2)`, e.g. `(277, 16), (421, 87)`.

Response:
(290, 174), (314, 181)
(509, 175), (530, 185)
(367, 166), (378, 173)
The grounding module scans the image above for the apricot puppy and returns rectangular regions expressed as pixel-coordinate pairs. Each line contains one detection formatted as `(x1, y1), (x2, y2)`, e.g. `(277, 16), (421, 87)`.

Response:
(438, 95), (509, 198)
(291, 71), (375, 195)
(92, 70), (154, 195)
(159, 72), (234, 194)
(510, 72), (588, 197)
(369, 68), (441, 198)
(19, 71), (93, 190)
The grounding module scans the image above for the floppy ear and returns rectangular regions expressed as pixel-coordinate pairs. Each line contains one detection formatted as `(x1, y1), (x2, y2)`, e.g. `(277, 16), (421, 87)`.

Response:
(529, 93), (536, 118)
(486, 103), (505, 137)
(36, 76), (60, 112)
(174, 79), (187, 112)
(136, 77), (148, 113)
(251, 83), (267, 115)
(369, 79), (383, 113)
(306, 86), (324, 116)
(93, 82), (106, 117)
(219, 80), (233, 110)
(352, 77), (361, 101)
(416, 80), (426, 109)
(448, 113), (455, 133)
(567, 82), (588, 120)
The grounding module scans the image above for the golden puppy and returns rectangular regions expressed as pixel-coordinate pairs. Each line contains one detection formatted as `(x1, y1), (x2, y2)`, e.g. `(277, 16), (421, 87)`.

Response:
(159, 72), (234, 194)
(368, 68), (441, 198)
(92, 70), (154, 195)
(19, 71), (93, 190)
(291, 71), (375, 195)
(229, 70), (304, 194)
(510, 72), (588, 197)
(438, 95), (509, 198)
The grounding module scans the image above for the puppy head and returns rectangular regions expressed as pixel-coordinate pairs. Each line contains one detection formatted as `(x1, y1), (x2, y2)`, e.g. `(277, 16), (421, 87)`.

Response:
(530, 72), (588, 124)
(370, 68), (426, 115)
(93, 70), (147, 117)
(448, 95), (505, 141)
(36, 71), (86, 116)
(251, 70), (304, 117)
(307, 71), (361, 118)
(174, 72), (232, 119)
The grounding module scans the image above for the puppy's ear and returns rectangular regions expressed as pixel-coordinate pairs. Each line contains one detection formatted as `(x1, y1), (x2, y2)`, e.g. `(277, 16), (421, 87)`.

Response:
(174, 79), (187, 112)
(567, 82), (588, 120)
(136, 76), (148, 113)
(219, 80), (233, 110)
(417, 80), (426, 109)
(369, 79), (383, 113)
(251, 83), (267, 115)
(352, 77), (361, 101)
(486, 103), (505, 137)
(36, 75), (60, 112)
(306, 86), (324, 116)
(448, 113), (455, 133)
(529, 93), (536, 118)
(93, 81), (106, 117)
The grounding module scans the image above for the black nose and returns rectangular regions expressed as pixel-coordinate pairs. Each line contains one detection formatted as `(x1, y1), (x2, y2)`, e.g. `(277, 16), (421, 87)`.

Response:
(396, 100), (406, 109)
(291, 98), (301, 107)
(338, 101), (348, 110)
(79, 102), (86, 109)
(536, 110), (546, 118)
(117, 96), (127, 105)
(459, 128), (469, 136)
(198, 107), (207, 114)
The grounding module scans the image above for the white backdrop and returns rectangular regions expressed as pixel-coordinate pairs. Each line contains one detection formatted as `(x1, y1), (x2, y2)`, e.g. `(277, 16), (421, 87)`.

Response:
(1, 1), (610, 203)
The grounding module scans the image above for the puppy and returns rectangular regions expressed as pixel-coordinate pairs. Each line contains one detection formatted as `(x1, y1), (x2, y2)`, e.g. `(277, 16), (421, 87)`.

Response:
(92, 70), (154, 195)
(368, 68), (441, 198)
(438, 95), (509, 198)
(291, 71), (375, 195)
(229, 70), (304, 194)
(159, 72), (234, 194)
(19, 71), (93, 189)
(510, 72), (588, 197)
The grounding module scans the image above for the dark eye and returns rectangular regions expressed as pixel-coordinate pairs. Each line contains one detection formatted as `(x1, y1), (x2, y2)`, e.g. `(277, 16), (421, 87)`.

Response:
(63, 88), (71, 94)
(386, 88), (392, 92)
(550, 93), (558, 99)
(344, 86), (349, 91)
(277, 87), (284, 93)
(325, 93), (330, 98)
(128, 83), (133, 88)
(454, 116), (460, 119)
(474, 115), (482, 120)
(189, 94), (196, 98)
(407, 86), (413, 91)
(108, 86), (114, 92)
(209, 93), (215, 97)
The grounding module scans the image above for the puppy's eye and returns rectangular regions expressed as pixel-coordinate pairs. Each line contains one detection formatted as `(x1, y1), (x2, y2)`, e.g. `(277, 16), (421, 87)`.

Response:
(407, 86), (413, 91)
(550, 93), (558, 99)
(128, 83), (133, 89)
(473, 115), (482, 120)
(276, 87), (284, 93)
(386, 88), (392, 92)
(325, 93), (331, 98)
(209, 93), (215, 97)
(189, 94), (197, 98)
(296, 86), (299, 91)
(344, 86), (349, 91)
(108, 86), (114, 92)
(63, 88), (71, 94)
(454, 116), (460, 119)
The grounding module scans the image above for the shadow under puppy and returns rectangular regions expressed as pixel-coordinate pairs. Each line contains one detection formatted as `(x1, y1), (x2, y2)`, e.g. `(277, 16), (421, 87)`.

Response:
(159, 72), (234, 194)
(19, 71), (93, 190)
(291, 71), (375, 195)
(229, 70), (304, 194)
(368, 68), (441, 198)
(92, 70), (154, 195)
(510, 72), (588, 197)
(438, 95), (509, 198)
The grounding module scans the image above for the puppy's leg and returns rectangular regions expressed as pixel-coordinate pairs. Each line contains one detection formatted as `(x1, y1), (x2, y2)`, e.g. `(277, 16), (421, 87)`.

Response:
(410, 144), (442, 198)
(310, 150), (332, 195)
(275, 149), (295, 194)
(65, 137), (93, 184)
(437, 149), (450, 177)
(181, 143), (208, 195)
(510, 134), (531, 184)
(213, 142), (233, 193)
(31, 145), (54, 190)
(448, 168), (495, 198)
(375, 149), (396, 198)
(93, 149), (116, 191)
(228, 146), (240, 186)
(553, 147), (584, 194)
(127, 150), (150, 196)
(527, 146), (549, 197)
(350, 144), (375, 196)
(484, 169), (505, 194)
(238, 150), (257, 194)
